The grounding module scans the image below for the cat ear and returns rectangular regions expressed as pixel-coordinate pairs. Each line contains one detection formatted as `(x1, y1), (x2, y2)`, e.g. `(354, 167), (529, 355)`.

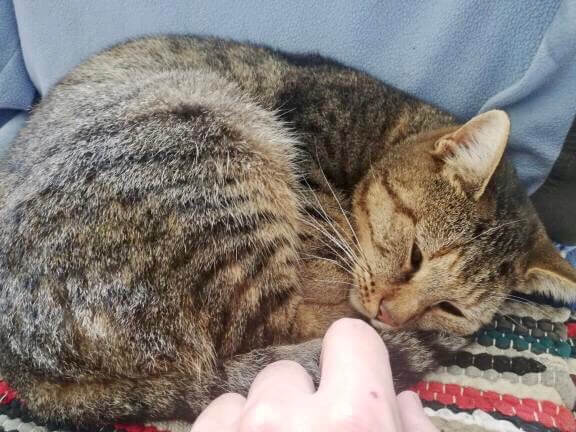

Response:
(433, 110), (510, 200)
(520, 234), (576, 302)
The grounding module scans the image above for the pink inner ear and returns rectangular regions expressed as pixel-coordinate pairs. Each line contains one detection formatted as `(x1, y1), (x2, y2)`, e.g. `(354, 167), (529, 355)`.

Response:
(434, 137), (458, 157)
(433, 110), (510, 200)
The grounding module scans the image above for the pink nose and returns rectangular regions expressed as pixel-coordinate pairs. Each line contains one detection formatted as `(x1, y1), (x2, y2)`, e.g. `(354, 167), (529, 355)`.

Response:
(377, 301), (397, 326)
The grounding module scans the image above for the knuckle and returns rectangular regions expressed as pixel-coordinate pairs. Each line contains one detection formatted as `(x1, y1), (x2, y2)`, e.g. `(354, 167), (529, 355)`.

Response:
(264, 359), (307, 375)
(326, 413), (380, 432)
(216, 392), (246, 405)
(252, 360), (310, 388)
(331, 317), (369, 332)
(239, 403), (283, 432)
(328, 318), (380, 341)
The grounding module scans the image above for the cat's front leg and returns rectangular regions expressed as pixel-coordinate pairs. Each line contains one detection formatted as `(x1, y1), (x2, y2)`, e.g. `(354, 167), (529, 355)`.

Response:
(221, 322), (467, 396)
(376, 328), (468, 391)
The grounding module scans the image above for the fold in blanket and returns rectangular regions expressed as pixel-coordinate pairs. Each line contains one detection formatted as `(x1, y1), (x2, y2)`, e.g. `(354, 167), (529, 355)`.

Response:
(1, 0), (576, 192)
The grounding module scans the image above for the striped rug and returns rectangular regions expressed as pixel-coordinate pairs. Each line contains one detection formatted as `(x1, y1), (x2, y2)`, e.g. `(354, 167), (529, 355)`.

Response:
(2, 298), (576, 431)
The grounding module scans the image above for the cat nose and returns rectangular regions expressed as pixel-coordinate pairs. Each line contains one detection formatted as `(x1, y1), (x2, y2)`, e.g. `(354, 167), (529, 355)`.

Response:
(377, 296), (420, 327)
(377, 301), (397, 326)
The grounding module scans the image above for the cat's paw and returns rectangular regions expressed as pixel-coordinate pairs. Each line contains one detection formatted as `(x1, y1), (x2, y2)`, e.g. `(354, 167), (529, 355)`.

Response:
(378, 329), (469, 392)
(430, 332), (469, 353)
(273, 338), (322, 386)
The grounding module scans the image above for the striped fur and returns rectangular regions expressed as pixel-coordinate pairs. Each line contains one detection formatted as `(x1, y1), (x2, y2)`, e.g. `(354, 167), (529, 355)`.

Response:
(0, 36), (574, 427)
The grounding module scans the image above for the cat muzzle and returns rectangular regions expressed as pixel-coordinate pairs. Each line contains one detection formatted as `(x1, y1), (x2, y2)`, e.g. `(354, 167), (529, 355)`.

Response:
(377, 300), (397, 327)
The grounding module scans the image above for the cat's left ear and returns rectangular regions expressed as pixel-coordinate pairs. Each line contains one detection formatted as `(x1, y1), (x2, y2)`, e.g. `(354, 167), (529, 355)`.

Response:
(433, 110), (510, 200)
(520, 233), (576, 302)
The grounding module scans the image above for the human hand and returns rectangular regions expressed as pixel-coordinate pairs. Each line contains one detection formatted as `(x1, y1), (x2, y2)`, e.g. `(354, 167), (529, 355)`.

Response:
(191, 318), (438, 431)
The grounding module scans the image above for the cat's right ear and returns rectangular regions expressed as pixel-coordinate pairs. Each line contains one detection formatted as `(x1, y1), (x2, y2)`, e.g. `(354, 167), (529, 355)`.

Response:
(432, 110), (510, 200)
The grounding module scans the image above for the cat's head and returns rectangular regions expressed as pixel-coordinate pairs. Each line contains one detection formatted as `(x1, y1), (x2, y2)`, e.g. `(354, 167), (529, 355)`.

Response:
(350, 110), (576, 335)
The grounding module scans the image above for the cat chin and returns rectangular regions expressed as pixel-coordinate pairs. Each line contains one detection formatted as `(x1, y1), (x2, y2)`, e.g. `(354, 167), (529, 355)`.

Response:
(370, 319), (395, 330)
(348, 291), (372, 317)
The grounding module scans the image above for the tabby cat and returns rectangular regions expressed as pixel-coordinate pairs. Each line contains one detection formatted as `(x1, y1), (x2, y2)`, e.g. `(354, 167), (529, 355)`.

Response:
(1, 36), (575, 427)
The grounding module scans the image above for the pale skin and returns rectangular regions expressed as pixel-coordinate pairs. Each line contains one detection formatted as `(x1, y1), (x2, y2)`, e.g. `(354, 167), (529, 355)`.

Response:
(191, 319), (438, 432)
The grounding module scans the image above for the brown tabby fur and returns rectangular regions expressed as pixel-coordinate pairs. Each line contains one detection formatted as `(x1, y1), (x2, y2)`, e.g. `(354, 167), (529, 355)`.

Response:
(0, 36), (575, 427)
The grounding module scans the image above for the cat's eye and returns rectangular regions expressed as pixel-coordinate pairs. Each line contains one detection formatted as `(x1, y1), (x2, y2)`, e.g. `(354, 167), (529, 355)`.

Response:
(436, 301), (465, 317)
(410, 242), (423, 271)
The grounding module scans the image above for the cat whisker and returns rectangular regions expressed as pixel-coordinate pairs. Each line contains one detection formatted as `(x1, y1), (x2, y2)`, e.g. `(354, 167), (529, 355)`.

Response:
(301, 197), (359, 266)
(467, 219), (527, 243)
(506, 296), (557, 318)
(505, 302), (555, 320)
(298, 216), (358, 271)
(299, 184), (368, 273)
(491, 293), (557, 320)
(299, 211), (353, 258)
(298, 283), (354, 296)
(298, 253), (355, 276)
(313, 151), (369, 265)
(495, 312), (523, 328)
(297, 294), (348, 302)
(301, 181), (370, 275)
(302, 277), (359, 288)
(506, 293), (551, 307)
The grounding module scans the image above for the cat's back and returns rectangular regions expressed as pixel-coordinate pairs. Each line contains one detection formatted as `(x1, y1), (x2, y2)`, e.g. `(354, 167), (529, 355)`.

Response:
(0, 36), (303, 382)
(0, 35), (296, 218)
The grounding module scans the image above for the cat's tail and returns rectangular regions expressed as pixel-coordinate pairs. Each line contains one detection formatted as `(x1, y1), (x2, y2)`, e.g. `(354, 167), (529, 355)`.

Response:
(21, 372), (212, 428)
(20, 330), (462, 428)
(17, 339), (321, 428)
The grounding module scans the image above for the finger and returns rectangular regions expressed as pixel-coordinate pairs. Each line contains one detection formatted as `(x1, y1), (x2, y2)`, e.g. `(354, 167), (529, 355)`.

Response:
(397, 391), (439, 432)
(191, 393), (246, 432)
(239, 361), (315, 432)
(317, 318), (402, 428)
(318, 319), (397, 401)
(246, 359), (315, 402)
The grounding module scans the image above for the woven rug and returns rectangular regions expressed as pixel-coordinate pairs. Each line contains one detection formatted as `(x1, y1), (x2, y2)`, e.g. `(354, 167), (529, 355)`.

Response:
(2, 299), (576, 432)
(3, 256), (576, 432)
(418, 301), (576, 432)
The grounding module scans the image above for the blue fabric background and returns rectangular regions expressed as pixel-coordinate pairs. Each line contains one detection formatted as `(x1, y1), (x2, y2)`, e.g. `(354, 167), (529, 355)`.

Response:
(0, 1), (36, 154)
(1, 0), (576, 193)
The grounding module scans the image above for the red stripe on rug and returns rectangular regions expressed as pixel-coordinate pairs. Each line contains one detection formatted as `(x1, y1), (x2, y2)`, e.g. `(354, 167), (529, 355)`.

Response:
(566, 322), (576, 338)
(413, 380), (576, 432)
(1, 380), (168, 432)
(0, 380), (18, 404)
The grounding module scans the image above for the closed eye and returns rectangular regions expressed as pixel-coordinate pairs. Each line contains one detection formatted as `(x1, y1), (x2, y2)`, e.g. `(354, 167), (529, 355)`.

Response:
(410, 242), (423, 272)
(436, 301), (465, 317)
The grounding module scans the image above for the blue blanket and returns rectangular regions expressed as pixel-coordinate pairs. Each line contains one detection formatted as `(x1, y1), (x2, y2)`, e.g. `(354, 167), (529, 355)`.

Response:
(1, 0), (576, 193)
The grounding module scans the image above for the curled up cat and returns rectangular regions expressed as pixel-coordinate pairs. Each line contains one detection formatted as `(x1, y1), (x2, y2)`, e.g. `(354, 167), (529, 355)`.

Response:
(0, 36), (575, 427)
